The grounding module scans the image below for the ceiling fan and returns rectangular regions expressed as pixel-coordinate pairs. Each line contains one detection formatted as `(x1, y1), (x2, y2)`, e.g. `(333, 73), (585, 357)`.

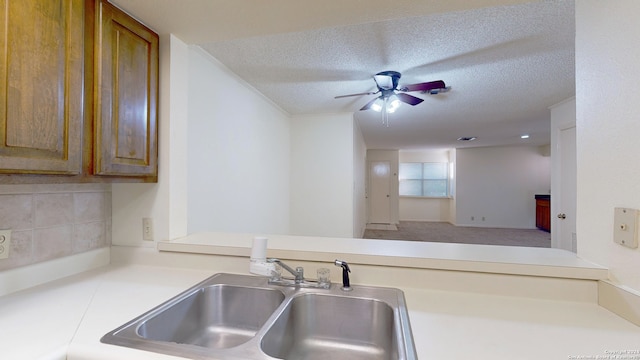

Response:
(335, 70), (449, 113)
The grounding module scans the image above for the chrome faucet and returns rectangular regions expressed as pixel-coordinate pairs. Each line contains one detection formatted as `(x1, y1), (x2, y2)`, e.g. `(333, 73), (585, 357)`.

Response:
(267, 258), (304, 283)
(265, 258), (330, 289)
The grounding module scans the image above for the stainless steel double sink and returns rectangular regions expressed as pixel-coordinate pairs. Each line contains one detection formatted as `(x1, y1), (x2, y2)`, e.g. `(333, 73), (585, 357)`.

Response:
(101, 273), (417, 359)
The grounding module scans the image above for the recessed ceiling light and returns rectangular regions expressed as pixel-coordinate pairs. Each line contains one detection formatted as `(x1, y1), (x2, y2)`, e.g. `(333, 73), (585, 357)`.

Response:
(457, 136), (477, 141)
(521, 134), (530, 139)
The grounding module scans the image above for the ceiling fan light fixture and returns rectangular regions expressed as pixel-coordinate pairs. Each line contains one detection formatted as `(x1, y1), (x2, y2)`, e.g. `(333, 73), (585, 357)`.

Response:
(370, 97), (401, 113)
(371, 99), (384, 112)
(387, 97), (401, 113)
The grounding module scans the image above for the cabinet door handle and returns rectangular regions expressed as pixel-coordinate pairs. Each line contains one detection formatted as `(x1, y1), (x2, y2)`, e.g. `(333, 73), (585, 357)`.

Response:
(557, 213), (567, 219)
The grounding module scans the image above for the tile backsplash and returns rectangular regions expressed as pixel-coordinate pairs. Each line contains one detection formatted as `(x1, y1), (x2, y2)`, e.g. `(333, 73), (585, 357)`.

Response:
(0, 184), (111, 271)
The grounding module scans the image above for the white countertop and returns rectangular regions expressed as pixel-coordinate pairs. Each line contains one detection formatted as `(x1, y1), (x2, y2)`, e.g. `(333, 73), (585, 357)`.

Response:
(1, 261), (638, 360)
(159, 232), (609, 280)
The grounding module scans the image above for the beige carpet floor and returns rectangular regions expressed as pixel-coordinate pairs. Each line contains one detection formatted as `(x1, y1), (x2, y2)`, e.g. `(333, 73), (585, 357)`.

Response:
(363, 221), (551, 248)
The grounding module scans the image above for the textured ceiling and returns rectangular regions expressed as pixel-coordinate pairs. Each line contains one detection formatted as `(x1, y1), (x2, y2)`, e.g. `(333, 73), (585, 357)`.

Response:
(112, 0), (575, 150)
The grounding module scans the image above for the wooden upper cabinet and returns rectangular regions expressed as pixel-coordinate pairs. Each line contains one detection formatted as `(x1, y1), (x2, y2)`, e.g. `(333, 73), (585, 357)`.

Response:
(0, 0), (158, 182)
(93, 0), (158, 177)
(0, 0), (84, 174)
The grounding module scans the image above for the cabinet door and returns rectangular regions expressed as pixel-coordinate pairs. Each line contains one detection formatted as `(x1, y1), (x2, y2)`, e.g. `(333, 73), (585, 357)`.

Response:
(0, 0), (84, 174)
(536, 199), (551, 232)
(94, 0), (158, 177)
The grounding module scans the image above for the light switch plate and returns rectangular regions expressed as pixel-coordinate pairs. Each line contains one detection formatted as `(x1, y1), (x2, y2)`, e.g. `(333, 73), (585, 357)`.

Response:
(0, 229), (11, 259)
(613, 207), (639, 249)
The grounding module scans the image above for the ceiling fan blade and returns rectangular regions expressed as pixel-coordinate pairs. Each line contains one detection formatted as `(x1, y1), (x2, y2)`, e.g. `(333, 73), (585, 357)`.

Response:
(396, 93), (424, 106)
(400, 80), (446, 93)
(335, 91), (378, 99)
(360, 97), (381, 111)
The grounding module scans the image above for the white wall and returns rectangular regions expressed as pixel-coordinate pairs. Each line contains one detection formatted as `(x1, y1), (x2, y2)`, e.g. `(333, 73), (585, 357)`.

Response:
(187, 47), (291, 235)
(576, 1), (640, 292)
(112, 34), (189, 246)
(398, 149), (453, 222)
(456, 145), (551, 228)
(400, 198), (451, 222)
(352, 120), (368, 237)
(399, 149), (450, 163)
(114, 39), (356, 241)
(289, 113), (355, 237)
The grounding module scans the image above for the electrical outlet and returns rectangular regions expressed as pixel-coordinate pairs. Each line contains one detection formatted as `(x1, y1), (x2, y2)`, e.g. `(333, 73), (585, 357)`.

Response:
(0, 229), (12, 259)
(142, 218), (154, 241)
(613, 207), (638, 249)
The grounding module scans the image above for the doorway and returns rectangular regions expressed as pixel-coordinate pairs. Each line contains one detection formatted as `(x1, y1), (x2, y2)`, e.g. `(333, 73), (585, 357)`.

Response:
(556, 126), (577, 252)
(550, 98), (577, 253)
(369, 161), (391, 224)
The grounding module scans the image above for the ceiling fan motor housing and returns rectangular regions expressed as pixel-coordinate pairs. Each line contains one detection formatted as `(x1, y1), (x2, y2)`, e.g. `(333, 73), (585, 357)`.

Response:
(374, 70), (402, 91)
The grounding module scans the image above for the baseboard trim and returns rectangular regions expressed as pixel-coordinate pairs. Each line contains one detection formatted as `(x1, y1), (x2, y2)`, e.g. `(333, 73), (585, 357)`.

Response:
(598, 280), (640, 326)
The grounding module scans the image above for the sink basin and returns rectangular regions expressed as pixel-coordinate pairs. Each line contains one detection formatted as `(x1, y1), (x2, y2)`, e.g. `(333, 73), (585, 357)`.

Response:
(136, 284), (285, 348)
(101, 273), (417, 360)
(261, 294), (397, 360)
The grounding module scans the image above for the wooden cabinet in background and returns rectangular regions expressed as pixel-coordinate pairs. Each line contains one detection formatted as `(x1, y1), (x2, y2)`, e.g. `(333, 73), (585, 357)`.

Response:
(0, 0), (84, 175)
(93, 0), (158, 177)
(0, 0), (158, 183)
(535, 196), (551, 232)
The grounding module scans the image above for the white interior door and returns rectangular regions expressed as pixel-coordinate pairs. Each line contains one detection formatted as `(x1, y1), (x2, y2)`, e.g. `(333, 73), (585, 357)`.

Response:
(558, 126), (577, 252)
(369, 161), (391, 224)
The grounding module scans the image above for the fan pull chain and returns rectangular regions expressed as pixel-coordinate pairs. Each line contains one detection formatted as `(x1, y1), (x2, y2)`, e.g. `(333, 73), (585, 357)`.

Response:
(382, 98), (390, 127)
